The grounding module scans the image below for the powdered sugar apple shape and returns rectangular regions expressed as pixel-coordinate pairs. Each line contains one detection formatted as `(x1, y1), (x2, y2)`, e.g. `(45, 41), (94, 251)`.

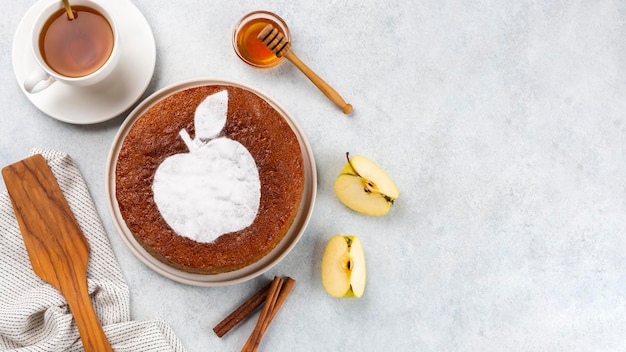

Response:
(152, 90), (261, 243)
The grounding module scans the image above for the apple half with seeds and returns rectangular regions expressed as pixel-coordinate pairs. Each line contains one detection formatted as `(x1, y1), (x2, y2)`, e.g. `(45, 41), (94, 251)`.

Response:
(334, 153), (399, 216)
(321, 235), (366, 298)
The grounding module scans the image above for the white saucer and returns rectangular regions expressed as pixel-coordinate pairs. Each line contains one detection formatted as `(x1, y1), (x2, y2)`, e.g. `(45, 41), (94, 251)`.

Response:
(12, 0), (156, 124)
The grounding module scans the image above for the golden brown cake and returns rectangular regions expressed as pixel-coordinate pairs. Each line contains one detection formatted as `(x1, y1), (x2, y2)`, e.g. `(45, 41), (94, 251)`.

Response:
(115, 85), (304, 274)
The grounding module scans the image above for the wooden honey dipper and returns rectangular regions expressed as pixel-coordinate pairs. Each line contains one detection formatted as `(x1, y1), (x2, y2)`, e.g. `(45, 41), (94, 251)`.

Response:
(257, 24), (353, 114)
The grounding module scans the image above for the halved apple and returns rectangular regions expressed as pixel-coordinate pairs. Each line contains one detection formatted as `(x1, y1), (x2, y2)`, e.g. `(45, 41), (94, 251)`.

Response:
(321, 235), (366, 298)
(334, 153), (399, 216)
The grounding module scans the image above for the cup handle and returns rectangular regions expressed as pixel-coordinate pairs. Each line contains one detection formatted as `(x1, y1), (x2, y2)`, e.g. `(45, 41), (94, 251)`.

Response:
(24, 67), (56, 94)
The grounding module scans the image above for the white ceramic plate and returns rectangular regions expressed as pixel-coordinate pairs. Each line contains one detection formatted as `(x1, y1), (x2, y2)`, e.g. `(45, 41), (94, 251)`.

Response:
(106, 78), (317, 287)
(12, 0), (156, 124)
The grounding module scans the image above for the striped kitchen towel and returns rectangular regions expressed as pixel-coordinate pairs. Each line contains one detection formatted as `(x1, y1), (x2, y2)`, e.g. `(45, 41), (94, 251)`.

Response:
(0, 148), (187, 352)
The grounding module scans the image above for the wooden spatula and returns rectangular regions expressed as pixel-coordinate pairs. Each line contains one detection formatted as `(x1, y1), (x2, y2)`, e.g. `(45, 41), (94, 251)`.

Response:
(2, 154), (112, 352)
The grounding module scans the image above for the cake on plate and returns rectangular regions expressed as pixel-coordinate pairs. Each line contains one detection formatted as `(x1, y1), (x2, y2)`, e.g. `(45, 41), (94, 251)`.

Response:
(115, 84), (304, 274)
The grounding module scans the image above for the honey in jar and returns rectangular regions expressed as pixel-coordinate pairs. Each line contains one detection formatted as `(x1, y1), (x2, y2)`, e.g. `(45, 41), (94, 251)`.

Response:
(233, 11), (290, 68)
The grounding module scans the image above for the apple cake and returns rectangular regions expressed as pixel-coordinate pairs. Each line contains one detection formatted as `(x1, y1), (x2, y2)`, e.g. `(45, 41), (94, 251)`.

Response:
(115, 84), (304, 274)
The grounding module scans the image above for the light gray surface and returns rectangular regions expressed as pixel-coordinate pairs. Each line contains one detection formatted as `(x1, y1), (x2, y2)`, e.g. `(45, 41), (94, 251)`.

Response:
(2, 1), (626, 351)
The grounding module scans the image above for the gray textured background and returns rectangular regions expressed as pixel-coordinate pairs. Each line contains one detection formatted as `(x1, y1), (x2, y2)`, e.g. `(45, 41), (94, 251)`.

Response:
(2, 0), (626, 351)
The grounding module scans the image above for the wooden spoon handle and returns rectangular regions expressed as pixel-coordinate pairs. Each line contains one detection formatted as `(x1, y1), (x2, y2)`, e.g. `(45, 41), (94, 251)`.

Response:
(64, 277), (113, 352)
(283, 50), (353, 114)
(62, 0), (75, 19)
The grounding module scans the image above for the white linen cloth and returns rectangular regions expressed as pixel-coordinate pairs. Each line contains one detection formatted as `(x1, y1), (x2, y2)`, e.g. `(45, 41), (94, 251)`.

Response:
(0, 149), (187, 352)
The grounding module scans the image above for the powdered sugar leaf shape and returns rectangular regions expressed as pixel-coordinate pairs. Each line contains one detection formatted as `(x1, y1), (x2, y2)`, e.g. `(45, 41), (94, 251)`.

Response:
(195, 90), (228, 140)
(152, 90), (261, 244)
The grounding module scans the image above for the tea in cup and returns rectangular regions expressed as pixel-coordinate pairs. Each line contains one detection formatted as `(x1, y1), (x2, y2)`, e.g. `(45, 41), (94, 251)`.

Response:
(24, 0), (119, 94)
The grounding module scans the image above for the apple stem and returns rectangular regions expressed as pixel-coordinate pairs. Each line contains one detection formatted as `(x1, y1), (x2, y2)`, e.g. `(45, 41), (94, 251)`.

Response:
(179, 129), (202, 152)
(345, 152), (361, 177)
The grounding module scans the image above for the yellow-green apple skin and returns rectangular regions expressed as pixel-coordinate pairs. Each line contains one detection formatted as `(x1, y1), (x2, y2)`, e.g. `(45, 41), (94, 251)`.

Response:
(334, 154), (399, 216)
(321, 235), (366, 298)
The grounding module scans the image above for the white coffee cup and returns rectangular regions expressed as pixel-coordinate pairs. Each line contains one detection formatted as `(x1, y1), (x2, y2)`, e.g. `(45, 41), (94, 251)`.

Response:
(24, 0), (120, 94)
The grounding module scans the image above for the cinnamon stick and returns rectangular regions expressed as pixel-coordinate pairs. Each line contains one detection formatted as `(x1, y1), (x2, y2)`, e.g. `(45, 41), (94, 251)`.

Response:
(241, 276), (296, 352)
(213, 281), (272, 337)
(255, 277), (296, 347)
(241, 276), (284, 352)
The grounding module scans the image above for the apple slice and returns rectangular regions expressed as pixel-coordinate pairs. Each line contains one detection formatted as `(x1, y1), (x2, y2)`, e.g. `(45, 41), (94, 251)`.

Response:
(334, 153), (399, 216)
(321, 235), (366, 298)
